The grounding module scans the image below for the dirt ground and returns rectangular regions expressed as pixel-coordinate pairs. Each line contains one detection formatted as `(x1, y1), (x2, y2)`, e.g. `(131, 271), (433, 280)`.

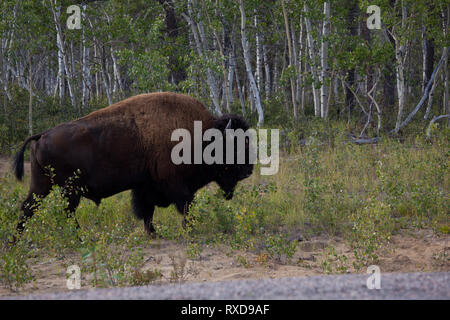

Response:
(1, 230), (448, 297)
(1, 158), (448, 297)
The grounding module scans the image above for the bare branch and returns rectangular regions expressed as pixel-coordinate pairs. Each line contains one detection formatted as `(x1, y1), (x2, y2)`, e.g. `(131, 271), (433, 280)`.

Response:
(390, 47), (448, 134)
(426, 114), (450, 139)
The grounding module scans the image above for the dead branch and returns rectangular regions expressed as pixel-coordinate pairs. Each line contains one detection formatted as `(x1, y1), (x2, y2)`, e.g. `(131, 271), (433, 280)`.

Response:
(390, 47), (448, 135)
(426, 114), (450, 139)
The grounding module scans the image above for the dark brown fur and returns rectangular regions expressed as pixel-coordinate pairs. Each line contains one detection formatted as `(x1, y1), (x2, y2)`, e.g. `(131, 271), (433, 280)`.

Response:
(13, 92), (253, 235)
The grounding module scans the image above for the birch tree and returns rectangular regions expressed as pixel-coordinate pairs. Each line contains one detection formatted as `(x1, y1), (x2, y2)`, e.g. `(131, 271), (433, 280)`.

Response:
(281, 0), (298, 119)
(81, 3), (90, 111)
(28, 52), (33, 135)
(304, 3), (320, 117)
(442, 4), (449, 121)
(254, 12), (263, 95)
(393, 2), (408, 132)
(182, 0), (222, 116)
(239, 0), (264, 125)
(320, 2), (330, 119)
(263, 44), (271, 100)
(50, 1), (76, 107)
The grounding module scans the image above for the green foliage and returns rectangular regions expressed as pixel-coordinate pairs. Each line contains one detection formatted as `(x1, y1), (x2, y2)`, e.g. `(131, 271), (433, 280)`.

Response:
(263, 234), (298, 263)
(22, 186), (79, 258)
(321, 245), (349, 274)
(116, 16), (174, 93)
(0, 174), (31, 290)
(0, 240), (32, 291)
(79, 229), (151, 288)
(75, 192), (153, 287)
(349, 200), (393, 270)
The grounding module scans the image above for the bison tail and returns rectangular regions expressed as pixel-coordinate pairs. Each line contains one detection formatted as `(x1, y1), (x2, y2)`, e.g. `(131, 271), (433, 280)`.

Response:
(13, 134), (43, 181)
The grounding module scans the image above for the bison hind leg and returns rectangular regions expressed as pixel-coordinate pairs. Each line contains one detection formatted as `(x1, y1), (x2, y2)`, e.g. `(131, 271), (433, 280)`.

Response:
(17, 190), (49, 236)
(131, 188), (155, 234)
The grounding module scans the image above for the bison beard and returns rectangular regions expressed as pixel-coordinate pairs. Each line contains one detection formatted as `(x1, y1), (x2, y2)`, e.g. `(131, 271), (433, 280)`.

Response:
(12, 92), (253, 238)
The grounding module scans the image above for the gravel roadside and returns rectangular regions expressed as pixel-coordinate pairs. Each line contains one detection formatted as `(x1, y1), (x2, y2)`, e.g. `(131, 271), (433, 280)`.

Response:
(6, 272), (449, 300)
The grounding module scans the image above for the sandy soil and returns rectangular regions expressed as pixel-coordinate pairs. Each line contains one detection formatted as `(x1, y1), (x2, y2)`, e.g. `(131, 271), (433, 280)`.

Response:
(1, 230), (448, 297)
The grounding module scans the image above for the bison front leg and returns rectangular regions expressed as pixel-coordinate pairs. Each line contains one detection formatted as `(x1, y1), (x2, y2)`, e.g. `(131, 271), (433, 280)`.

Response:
(65, 191), (81, 230)
(131, 188), (156, 235)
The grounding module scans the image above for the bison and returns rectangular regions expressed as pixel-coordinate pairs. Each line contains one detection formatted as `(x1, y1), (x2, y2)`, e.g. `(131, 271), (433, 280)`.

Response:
(12, 92), (253, 236)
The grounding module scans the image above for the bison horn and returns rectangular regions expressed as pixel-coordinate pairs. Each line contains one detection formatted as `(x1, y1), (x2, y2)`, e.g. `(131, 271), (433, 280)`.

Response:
(225, 119), (232, 130)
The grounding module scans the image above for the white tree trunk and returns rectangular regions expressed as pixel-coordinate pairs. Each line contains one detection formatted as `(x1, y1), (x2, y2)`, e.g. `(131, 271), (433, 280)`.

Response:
(424, 73), (438, 119)
(304, 4), (320, 116)
(239, 0), (264, 125)
(182, 1), (222, 116)
(110, 46), (123, 94)
(395, 56), (406, 129)
(56, 20), (65, 101)
(444, 48), (449, 119)
(291, 20), (298, 104)
(227, 51), (234, 105)
(81, 4), (90, 111)
(254, 13), (263, 94)
(442, 5), (449, 121)
(104, 12), (123, 96)
(263, 44), (271, 99)
(94, 46), (99, 99)
(394, 4), (407, 132)
(52, 3), (75, 107)
(211, 26), (231, 113)
(320, 2), (330, 119)
(0, 36), (12, 106)
(28, 52), (33, 135)
(281, 0), (298, 119)
(298, 19), (305, 113)
(422, 25), (427, 93)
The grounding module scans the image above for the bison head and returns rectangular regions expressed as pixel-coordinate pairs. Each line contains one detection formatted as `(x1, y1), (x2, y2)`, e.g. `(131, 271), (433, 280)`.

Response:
(212, 115), (254, 200)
